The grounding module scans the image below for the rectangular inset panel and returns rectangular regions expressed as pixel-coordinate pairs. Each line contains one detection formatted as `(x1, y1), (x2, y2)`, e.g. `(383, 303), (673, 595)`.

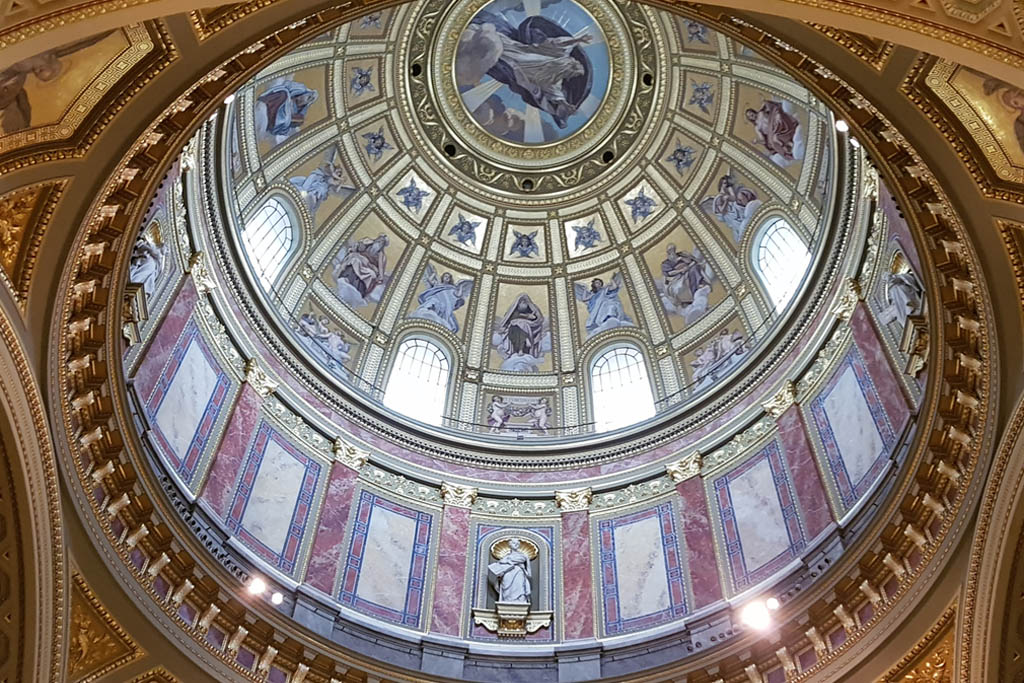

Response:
(340, 492), (432, 628)
(810, 348), (896, 510)
(598, 503), (686, 635)
(146, 318), (230, 484)
(225, 422), (322, 575)
(714, 442), (806, 591)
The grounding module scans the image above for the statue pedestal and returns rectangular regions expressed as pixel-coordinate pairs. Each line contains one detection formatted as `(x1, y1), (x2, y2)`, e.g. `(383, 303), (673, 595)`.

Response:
(472, 602), (553, 638)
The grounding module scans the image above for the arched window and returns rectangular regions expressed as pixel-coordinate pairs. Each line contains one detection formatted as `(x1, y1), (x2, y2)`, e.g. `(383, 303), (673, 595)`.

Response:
(241, 197), (295, 289)
(591, 345), (655, 432)
(754, 219), (811, 312)
(383, 338), (451, 425)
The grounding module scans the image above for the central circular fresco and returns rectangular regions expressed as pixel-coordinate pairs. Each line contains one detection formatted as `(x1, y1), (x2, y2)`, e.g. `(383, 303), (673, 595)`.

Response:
(454, 0), (611, 146)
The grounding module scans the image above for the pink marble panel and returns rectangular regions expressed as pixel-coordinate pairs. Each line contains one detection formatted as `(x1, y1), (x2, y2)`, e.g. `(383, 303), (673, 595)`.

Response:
(777, 406), (833, 541)
(879, 183), (923, 276)
(133, 278), (198, 400)
(676, 477), (723, 608)
(562, 511), (595, 640)
(850, 304), (910, 431)
(304, 463), (360, 594)
(199, 383), (261, 519)
(430, 506), (471, 636)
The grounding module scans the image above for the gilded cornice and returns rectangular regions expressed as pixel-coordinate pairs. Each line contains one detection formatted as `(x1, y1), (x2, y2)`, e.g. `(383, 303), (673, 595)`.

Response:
(877, 602), (955, 682)
(807, 24), (894, 72)
(188, 2), (278, 42)
(0, 179), (66, 311)
(69, 572), (143, 683)
(128, 668), (183, 683)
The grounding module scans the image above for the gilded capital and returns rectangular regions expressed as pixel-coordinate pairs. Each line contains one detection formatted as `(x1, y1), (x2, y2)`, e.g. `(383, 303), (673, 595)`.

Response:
(332, 438), (368, 471)
(554, 487), (592, 512)
(187, 251), (218, 294)
(441, 482), (478, 508)
(243, 358), (278, 398)
(762, 380), (798, 418)
(834, 278), (862, 321)
(665, 452), (702, 483)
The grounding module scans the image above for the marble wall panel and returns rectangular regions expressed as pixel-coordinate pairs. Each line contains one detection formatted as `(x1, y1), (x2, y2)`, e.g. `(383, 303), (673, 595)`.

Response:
(598, 503), (687, 635)
(145, 317), (230, 485)
(133, 279), (199, 399)
(714, 442), (806, 591)
(777, 405), (833, 541)
(225, 422), (322, 576)
(676, 476), (723, 608)
(305, 463), (360, 595)
(430, 506), (471, 636)
(851, 304), (911, 430)
(339, 492), (432, 628)
(809, 345), (896, 510)
(561, 511), (595, 640)
(200, 383), (261, 518)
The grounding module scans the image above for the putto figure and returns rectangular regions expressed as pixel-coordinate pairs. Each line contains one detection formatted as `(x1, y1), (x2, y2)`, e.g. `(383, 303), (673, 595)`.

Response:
(362, 127), (392, 162)
(254, 77), (319, 145)
(689, 81), (714, 114)
(293, 313), (352, 373)
(625, 188), (657, 223)
(509, 229), (540, 258)
(686, 21), (709, 44)
(396, 178), (430, 212)
(691, 328), (746, 390)
(360, 13), (382, 29)
(574, 273), (633, 337)
(571, 219), (601, 252)
(350, 66), (374, 95)
(409, 264), (474, 333)
(666, 144), (696, 174)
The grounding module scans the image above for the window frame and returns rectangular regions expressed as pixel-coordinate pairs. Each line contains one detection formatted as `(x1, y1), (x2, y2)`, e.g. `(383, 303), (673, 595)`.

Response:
(382, 334), (453, 426)
(588, 342), (656, 433)
(751, 217), (812, 313)
(239, 195), (300, 291)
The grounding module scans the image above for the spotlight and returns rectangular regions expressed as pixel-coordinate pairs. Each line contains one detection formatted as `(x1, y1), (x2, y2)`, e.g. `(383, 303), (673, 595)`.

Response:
(223, 93), (236, 105)
(834, 119), (850, 133)
(740, 600), (772, 630)
(849, 137), (861, 149)
(247, 577), (266, 595)
(766, 597), (780, 611)
(271, 592), (284, 605)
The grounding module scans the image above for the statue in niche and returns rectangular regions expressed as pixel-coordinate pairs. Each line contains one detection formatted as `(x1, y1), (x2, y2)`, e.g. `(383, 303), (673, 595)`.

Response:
(881, 252), (923, 329)
(128, 234), (166, 298)
(488, 537), (532, 603)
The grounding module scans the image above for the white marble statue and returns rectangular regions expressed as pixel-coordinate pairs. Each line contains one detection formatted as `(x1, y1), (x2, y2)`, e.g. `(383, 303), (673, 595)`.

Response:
(128, 236), (166, 297)
(488, 538), (531, 604)
(882, 270), (923, 328)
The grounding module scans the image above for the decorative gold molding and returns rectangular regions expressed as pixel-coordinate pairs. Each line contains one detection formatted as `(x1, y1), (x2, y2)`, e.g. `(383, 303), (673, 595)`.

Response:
(69, 572), (144, 683)
(762, 380), (798, 418)
(0, 179), (65, 309)
(332, 437), (368, 471)
(243, 358), (277, 397)
(808, 25), (894, 71)
(441, 481), (478, 508)
(128, 667), (183, 683)
(188, 2), (278, 41)
(665, 452), (702, 483)
(877, 602), (956, 682)
(187, 251), (218, 294)
(833, 277), (862, 321)
(554, 487), (592, 512)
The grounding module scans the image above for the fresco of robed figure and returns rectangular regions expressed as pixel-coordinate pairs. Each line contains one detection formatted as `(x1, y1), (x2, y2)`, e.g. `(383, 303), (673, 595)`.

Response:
(455, 0), (610, 145)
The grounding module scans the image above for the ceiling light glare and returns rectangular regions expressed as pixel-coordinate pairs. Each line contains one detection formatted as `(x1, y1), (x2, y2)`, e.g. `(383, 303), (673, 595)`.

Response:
(834, 119), (850, 133)
(740, 600), (772, 630)
(270, 592), (284, 605)
(765, 597), (781, 611)
(247, 577), (266, 595)
(849, 137), (861, 149)
(223, 93), (236, 105)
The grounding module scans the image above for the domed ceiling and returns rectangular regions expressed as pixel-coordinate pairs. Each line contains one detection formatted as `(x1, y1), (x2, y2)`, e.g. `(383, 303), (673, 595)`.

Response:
(215, 0), (837, 442)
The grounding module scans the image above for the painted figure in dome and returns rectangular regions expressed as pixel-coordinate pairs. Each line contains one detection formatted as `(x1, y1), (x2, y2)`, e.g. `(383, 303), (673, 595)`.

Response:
(980, 74), (1024, 154)
(509, 229), (540, 258)
(331, 234), (390, 308)
(488, 538), (531, 603)
(350, 66), (374, 95)
(571, 219), (601, 252)
(362, 127), (392, 162)
(289, 147), (354, 216)
(493, 293), (551, 372)
(487, 395), (511, 432)
(702, 173), (762, 241)
(459, 12), (594, 130)
(409, 264), (474, 333)
(254, 77), (319, 145)
(745, 100), (804, 164)
(691, 328), (746, 390)
(659, 243), (715, 323)
(449, 214), (481, 247)
(294, 313), (351, 372)
(574, 273), (632, 337)
(528, 398), (551, 434)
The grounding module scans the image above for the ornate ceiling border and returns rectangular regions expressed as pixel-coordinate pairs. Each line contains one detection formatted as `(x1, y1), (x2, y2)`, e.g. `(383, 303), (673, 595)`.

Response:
(878, 600), (956, 682)
(0, 179), (68, 311)
(68, 570), (145, 682)
(44, 4), (996, 683)
(806, 24), (894, 72)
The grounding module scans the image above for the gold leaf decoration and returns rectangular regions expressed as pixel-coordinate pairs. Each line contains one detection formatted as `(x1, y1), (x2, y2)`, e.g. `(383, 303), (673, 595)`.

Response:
(68, 572), (143, 683)
(0, 180), (65, 307)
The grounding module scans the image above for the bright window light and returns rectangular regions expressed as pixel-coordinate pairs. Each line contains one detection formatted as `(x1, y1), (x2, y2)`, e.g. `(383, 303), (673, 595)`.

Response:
(740, 600), (772, 630)
(591, 345), (655, 432)
(383, 338), (451, 425)
(241, 197), (294, 289)
(755, 219), (811, 312)
(247, 577), (266, 595)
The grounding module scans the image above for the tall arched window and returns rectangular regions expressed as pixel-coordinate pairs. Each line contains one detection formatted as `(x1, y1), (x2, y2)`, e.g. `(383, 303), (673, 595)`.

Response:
(241, 197), (295, 289)
(754, 219), (811, 312)
(383, 338), (451, 425)
(590, 345), (655, 432)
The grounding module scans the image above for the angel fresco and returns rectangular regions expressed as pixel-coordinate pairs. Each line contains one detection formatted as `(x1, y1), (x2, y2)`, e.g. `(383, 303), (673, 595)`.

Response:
(657, 243), (716, 323)
(492, 294), (552, 372)
(330, 234), (390, 308)
(574, 273), (633, 337)
(0, 31), (115, 134)
(509, 230), (540, 258)
(455, 0), (608, 144)
(289, 147), (355, 216)
(409, 264), (474, 333)
(744, 100), (804, 166)
(254, 77), (319, 146)
(691, 328), (746, 391)
(293, 313), (352, 373)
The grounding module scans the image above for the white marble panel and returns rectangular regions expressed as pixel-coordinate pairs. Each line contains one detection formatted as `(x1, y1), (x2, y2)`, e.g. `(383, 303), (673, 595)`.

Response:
(154, 340), (218, 463)
(730, 457), (789, 571)
(824, 365), (884, 486)
(613, 514), (669, 620)
(356, 504), (416, 611)
(240, 439), (306, 553)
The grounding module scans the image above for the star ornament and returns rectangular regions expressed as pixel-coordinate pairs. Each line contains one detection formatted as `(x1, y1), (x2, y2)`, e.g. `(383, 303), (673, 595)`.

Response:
(396, 178), (430, 212)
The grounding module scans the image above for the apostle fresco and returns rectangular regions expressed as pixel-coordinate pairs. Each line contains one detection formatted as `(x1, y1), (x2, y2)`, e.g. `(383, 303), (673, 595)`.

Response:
(409, 264), (474, 333)
(574, 273), (633, 337)
(492, 293), (551, 372)
(254, 77), (319, 146)
(657, 243), (715, 323)
(330, 234), (390, 308)
(744, 99), (804, 166)
(701, 173), (762, 242)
